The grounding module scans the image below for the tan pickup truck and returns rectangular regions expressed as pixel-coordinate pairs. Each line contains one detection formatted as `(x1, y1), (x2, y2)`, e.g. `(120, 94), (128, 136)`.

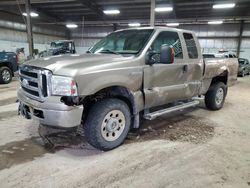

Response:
(18, 27), (238, 150)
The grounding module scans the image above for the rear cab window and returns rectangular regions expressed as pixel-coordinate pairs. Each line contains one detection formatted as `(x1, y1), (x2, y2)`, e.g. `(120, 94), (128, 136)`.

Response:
(183, 33), (198, 59)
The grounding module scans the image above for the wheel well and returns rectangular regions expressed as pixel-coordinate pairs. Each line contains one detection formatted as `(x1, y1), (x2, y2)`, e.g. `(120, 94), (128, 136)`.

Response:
(80, 86), (136, 124)
(211, 71), (228, 86)
(0, 62), (13, 74)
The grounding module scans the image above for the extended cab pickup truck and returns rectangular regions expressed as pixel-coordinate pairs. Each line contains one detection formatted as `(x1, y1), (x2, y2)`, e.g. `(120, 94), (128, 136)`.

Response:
(0, 51), (18, 84)
(18, 27), (238, 150)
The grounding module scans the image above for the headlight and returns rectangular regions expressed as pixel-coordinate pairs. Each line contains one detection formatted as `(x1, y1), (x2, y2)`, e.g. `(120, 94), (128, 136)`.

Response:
(51, 75), (78, 96)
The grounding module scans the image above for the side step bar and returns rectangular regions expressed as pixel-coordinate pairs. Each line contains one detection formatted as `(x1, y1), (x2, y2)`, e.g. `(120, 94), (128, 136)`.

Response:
(144, 100), (200, 120)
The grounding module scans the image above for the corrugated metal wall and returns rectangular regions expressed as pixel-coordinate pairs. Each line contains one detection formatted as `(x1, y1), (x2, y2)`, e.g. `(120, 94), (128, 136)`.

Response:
(70, 26), (113, 53)
(181, 24), (250, 59)
(0, 19), (67, 54)
(1, 19), (250, 60)
(72, 23), (250, 60)
(181, 24), (240, 52)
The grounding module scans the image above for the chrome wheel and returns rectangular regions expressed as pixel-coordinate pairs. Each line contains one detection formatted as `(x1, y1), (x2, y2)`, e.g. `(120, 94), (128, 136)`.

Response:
(215, 88), (224, 106)
(2, 69), (11, 82)
(101, 110), (126, 142)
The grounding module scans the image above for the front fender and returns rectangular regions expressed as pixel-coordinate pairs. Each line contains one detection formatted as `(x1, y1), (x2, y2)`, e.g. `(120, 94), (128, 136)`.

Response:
(75, 68), (143, 96)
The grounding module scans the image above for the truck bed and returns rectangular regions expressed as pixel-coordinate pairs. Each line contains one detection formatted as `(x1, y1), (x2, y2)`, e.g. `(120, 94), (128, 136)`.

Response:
(201, 58), (238, 94)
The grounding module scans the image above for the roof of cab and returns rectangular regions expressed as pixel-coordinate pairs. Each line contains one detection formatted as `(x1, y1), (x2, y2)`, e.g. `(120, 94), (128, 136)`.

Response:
(51, 40), (74, 42)
(115, 26), (195, 35)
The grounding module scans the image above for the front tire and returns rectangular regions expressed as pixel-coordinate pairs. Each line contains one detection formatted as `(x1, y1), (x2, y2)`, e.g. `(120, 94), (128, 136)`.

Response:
(241, 71), (245, 77)
(84, 98), (131, 151)
(0, 66), (12, 84)
(205, 82), (227, 111)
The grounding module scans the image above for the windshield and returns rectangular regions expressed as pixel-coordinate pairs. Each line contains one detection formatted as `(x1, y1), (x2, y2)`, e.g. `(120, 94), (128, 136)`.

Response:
(88, 29), (153, 54)
(50, 42), (65, 49)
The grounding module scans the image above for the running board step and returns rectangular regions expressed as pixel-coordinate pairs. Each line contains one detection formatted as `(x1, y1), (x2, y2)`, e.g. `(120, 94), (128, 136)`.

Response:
(144, 101), (200, 120)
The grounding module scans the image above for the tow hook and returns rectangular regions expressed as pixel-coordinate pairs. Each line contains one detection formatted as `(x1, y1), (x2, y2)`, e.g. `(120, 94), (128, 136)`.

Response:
(18, 102), (31, 119)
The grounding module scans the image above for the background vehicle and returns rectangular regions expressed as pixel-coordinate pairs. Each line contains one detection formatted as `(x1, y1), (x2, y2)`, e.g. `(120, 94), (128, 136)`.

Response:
(202, 53), (237, 58)
(216, 51), (237, 58)
(203, 53), (216, 58)
(238, 58), (250, 77)
(39, 40), (76, 57)
(203, 52), (238, 59)
(18, 27), (238, 151)
(0, 51), (18, 84)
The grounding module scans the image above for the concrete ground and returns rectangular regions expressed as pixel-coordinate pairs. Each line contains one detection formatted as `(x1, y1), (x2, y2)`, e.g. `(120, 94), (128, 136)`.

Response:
(0, 77), (249, 188)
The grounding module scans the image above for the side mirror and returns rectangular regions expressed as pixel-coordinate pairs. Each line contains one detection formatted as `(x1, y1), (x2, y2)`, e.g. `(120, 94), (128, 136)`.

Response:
(160, 44), (175, 64)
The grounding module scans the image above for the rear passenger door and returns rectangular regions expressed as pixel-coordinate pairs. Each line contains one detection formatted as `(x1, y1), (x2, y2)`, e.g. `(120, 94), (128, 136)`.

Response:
(182, 32), (203, 98)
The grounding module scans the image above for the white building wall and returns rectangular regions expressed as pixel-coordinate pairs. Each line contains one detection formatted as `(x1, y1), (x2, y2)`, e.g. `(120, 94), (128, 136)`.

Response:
(181, 24), (250, 59)
(0, 28), (65, 55)
(72, 24), (250, 60)
(0, 17), (67, 56)
(70, 26), (113, 54)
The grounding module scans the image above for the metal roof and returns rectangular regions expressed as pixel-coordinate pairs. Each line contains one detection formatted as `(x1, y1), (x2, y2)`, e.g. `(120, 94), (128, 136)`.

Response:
(0, 0), (250, 26)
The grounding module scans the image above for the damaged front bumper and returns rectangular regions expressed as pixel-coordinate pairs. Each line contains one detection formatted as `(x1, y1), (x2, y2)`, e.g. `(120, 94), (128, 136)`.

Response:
(18, 89), (83, 128)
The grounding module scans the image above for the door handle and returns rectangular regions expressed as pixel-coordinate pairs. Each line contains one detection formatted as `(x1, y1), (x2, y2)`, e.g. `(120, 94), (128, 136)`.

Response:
(183, 65), (188, 73)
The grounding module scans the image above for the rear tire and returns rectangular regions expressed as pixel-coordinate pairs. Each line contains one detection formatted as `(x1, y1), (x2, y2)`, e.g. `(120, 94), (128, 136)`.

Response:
(84, 98), (131, 151)
(205, 82), (227, 111)
(0, 66), (12, 84)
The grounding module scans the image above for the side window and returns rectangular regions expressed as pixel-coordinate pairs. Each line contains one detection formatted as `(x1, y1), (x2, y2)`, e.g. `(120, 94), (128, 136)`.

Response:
(151, 31), (183, 59)
(183, 33), (198, 59)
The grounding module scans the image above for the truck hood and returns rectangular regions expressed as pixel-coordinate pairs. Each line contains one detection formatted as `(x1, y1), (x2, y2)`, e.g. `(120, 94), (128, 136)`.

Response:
(25, 53), (136, 77)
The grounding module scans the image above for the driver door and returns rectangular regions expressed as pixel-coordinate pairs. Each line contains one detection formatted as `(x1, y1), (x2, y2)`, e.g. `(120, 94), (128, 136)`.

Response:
(143, 31), (189, 109)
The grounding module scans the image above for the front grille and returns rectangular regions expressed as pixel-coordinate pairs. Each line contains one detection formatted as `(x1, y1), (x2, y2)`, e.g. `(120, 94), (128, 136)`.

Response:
(22, 86), (39, 97)
(19, 65), (51, 102)
(20, 70), (38, 78)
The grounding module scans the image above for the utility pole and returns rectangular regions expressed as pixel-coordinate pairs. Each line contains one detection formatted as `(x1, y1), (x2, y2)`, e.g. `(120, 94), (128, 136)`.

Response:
(150, 0), (155, 27)
(25, 0), (34, 58)
(81, 16), (85, 44)
(237, 20), (244, 57)
(113, 23), (117, 31)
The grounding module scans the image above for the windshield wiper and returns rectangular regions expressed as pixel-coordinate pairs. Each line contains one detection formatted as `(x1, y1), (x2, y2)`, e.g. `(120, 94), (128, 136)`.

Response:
(99, 49), (120, 55)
